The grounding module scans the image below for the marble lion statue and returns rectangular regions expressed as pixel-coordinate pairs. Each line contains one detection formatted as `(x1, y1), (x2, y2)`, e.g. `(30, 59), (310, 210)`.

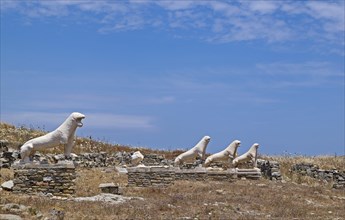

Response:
(205, 140), (241, 167)
(131, 151), (144, 166)
(232, 143), (259, 168)
(20, 112), (85, 163)
(174, 136), (211, 166)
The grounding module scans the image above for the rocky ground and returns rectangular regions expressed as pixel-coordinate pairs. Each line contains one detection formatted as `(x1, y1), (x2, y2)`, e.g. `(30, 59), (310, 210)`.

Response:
(1, 167), (345, 219)
(0, 123), (344, 219)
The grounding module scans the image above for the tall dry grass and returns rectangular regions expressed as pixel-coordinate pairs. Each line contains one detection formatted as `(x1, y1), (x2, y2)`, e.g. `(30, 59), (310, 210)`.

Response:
(1, 122), (345, 219)
(2, 170), (345, 219)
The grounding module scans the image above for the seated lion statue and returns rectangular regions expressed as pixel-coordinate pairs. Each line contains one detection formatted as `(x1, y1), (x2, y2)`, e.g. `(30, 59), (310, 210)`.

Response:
(205, 140), (241, 167)
(174, 136), (211, 166)
(232, 143), (259, 168)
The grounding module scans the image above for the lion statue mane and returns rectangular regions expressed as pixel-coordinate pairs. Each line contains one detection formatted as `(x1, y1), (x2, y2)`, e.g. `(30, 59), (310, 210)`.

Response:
(20, 112), (85, 163)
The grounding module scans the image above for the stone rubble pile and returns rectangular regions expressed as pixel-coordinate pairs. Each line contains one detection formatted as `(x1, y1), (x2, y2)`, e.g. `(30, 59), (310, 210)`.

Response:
(0, 140), (19, 168)
(0, 148), (173, 168)
(0, 203), (44, 220)
(291, 163), (345, 189)
(142, 154), (172, 166)
(257, 159), (282, 181)
(179, 159), (204, 169)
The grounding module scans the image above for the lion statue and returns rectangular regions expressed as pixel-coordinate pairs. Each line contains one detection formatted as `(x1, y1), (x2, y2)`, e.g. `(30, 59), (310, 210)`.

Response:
(20, 112), (85, 163)
(174, 136), (211, 166)
(131, 151), (144, 166)
(205, 140), (241, 167)
(232, 143), (259, 168)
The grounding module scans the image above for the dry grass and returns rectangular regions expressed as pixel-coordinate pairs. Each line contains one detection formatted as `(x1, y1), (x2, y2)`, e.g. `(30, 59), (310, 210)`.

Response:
(1, 168), (345, 219)
(1, 122), (345, 219)
(261, 155), (345, 187)
(74, 167), (128, 197)
(0, 122), (183, 159)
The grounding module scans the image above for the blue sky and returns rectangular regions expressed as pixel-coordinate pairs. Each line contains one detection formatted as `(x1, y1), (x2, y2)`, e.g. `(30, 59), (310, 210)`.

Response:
(1, 0), (344, 155)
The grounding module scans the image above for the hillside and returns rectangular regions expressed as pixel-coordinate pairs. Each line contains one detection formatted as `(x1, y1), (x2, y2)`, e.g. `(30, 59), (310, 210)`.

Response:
(1, 123), (345, 219)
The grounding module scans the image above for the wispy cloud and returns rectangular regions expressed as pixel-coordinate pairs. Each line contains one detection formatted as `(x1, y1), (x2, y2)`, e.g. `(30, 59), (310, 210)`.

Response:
(1, 0), (344, 48)
(255, 61), (344, 88)
(256, 61), (343, 77)
(145, 96), (176, 105)
(87, 113), (154, 129)
(1, 111), (154, 130)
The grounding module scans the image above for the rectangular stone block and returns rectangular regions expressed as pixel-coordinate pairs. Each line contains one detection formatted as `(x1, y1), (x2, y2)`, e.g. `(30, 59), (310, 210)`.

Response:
(13, 162), (76, 197)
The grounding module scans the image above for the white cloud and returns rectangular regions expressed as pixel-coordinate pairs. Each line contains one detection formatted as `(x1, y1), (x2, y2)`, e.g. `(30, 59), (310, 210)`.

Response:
(1, 112), (71, 128)
(306, 1), (344, 22)
(1, 0), (344, 49)
(87, 113), (154, 129)
(247, 1), (279, 14)
(0, 1), (20, 10)
(255, 61), (344, 88)
(256, 61), (343, 77)
(156, 1), (195, 11)
(1, 112), (154, 130)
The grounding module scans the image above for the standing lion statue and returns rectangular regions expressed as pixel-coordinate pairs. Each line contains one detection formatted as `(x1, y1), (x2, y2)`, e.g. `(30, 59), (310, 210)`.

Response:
(20, 112), (85, 163)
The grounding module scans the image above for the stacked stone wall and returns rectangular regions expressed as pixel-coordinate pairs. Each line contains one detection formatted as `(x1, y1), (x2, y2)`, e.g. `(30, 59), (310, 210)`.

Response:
(127, 167), (175, 187)
(12, 162), (76, 197)
(127, 167), (260, 187)
(175, 169), (208, 181)
(291, 163), (345, 189)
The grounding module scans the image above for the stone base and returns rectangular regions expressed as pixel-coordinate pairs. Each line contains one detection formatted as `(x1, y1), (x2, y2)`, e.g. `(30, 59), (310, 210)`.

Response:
(127, 166), (261, 187)
(99, 183), (121, 195)
(12, 161), (76, 197)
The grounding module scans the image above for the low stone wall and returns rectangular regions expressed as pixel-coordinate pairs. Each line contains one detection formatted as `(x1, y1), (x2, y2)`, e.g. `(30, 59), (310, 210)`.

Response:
(257, 159), (282, 181)
(127, 167), (175, 187)
(291, 163), (345, 189)
(12, 162), (76, 197)
(175, 168), (208, 181)
(127, 167), (261, 187)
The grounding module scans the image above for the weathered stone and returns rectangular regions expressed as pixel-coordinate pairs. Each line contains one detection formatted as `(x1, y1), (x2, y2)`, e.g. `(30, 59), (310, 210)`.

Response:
(291, 163), (345, 189)
(1, 203), (27, 213)
(99, 183), (120, 195)
(1, 180), (14, 191)
(0, 214), (23, 220)
(73, 193), (143, 204)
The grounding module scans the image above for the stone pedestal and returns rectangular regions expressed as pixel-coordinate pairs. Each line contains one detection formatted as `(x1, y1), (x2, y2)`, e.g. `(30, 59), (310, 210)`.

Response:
(127, 166), (261, 187)
(235, 168), (262, 180)
(99, 183), (120, 194)
(12, 161), (76, 197)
